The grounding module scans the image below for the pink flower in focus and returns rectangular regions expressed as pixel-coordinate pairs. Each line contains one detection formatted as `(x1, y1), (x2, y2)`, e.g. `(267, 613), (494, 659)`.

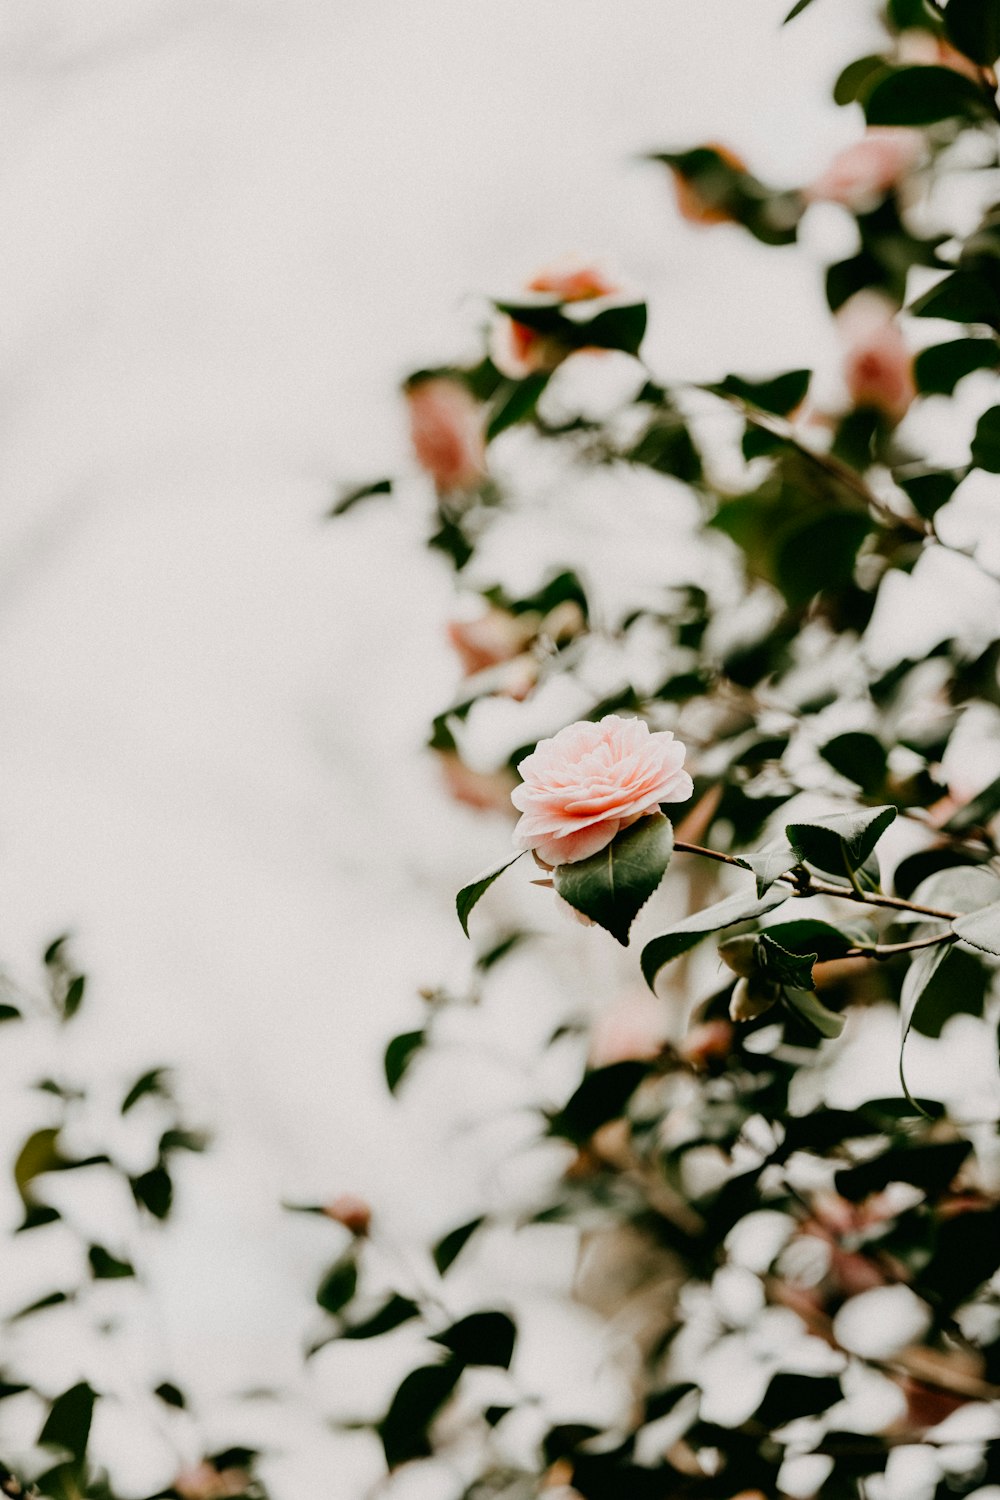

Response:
(839, 293), (916, 425)
(405, 376), (486, 494)
(491, 259), (620, 379)
(511, 714), (693, 866)
(807, 128), (922, 211)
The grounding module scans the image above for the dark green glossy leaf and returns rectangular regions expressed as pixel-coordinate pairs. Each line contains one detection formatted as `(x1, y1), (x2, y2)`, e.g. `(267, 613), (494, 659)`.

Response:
(914, 337), (1000, 394)
(487, 373), (550, 440)
(899, 469), (963, 519)
(121, 1067), (172, 1115)
(432, 1217), (484, 1275)
(154, 1383), (186, 1409)
(316, 1254), (358, 1316)
(785, 805), (897, 875)
(835, 1139), (971, 1201)
(864, 65), (989, 126)
(457, 853), (524, 937)
(783, 987), (846, 1038)
(641, 887), (788, 988)
(88, 1245), (135, 1280)
(755, 934), (817, 990)
(834, 55), (892, 106)
(384, 1029), (426, 1096)
(549, 1061), (649, 1144)
(711, 369), (811, 417)
(945, 0), (1000, 65)
(341, 1294), (420, 1340)
(552, 814), (674, 946)
(910, 267), (1000, 327)
(734, 847), (799, 897)
(379, 1361), (462, 1470)
(431, 1310), (516, 1369)
(783, 0), (819, 20)
(760, 919), (858, 961)
(39, 1383), (96, 1462)
(953, 900), (1000, 956)
(970, 405), (1000, 470)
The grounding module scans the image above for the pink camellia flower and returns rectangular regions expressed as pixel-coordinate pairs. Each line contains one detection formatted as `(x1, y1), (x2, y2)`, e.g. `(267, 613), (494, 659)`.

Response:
(807, 128), (922, 211)
(511, 714), (693, 866)
(839, 292), (916, 425)
(405, 375), (486, 494)
(490, 258), (620, 379)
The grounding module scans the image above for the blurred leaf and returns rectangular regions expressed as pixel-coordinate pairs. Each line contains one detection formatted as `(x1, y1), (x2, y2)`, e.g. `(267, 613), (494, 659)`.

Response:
(38, 1383), (95, 1462)
(121, 1067), (172, 1115)
(88, 1245), (135, 1280)
(864, 65), (989, 125)
(834, 54), (891, 105)
(431, 1310), (516, 1369)
(130, 1166), (172, 1220)
(711, 369), (811, 416)
(43, 934), (70, 967)
(970, 405), (1000, 470)
(379, 1361), (462, 1470)
(820, 732), (888, 795)
(783, 0), (818, 17)
(8, 1290), (72, 1322)
(914, 337), (1000, 394)
(341, 1294), (420, 1340)
(899, 468), (963, 519)
(783, 987), (846, 1038)
(641, 887), (788, 988)
(457, 854), (524, 937)
(316, 1254), (358, 1316)
(0, 1004), (20, 1024)
(835, 1139), (971, 1201)
(384, 1030), (426, 1096)
(153, 1383), (186, 1409)
(432, 1217), (484, 1275)
(549, 1061), (649, 1144)
(944, 0), (1000, 65)
(943, 770), (1000, 831)
(552, 814), (674, 946)
(487, 372), (550, 440)
(773, 512), (872, 606)
(921, 1203), (1000, 1309)
(328, 478), (392, 519)
(910, 267), (1000, 327)
(61, 975), (85, 1022)
(786, 805), (897, 875)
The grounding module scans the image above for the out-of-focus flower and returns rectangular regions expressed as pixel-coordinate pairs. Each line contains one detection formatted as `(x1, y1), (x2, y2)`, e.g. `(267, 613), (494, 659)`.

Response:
(668, 143), (747, 226)
(838, 292), (916, 425)
(589, 989), (667, 1067)
(446, 607), (537, 683)
(897, 28), (988, 84)
(490, 258), (620, 379)
(322, 1193), (372, 1236)
(807, 128), (922, 211)
(437, 750), (518, 814)
(174, 1464), (252, 1500)
(405, 375), (486, 494)
(678, 1018), (734, 1068)
(511, 714), (692, 866)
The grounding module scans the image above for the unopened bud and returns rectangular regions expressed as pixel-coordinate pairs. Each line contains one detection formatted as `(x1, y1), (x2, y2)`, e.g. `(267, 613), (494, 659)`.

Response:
(729, 976), (777, 1022)
(322, 1194), (372, 1236)
(718, 935), (756, 978)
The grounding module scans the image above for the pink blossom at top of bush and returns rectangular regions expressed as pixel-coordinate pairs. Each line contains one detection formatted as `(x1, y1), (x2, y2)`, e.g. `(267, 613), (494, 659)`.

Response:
(511, 714), (692, 866)
(806, 128), (922, 211)
(405, 375), (486, 494)
(838, 292), (916, 425)
(490, 258), (620, 379)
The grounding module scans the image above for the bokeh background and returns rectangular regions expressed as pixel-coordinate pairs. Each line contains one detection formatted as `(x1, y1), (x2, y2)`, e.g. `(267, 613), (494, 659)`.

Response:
(8, 0), (991, 1492)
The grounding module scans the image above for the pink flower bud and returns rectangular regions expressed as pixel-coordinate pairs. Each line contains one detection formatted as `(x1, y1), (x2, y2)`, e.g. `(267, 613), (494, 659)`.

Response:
(405, 376), (486, 494)
(838, 293), (915, 425)
(807, 128), (922, 211)
(511, 714), (692, 866)
(322, 1193), (372, 1236)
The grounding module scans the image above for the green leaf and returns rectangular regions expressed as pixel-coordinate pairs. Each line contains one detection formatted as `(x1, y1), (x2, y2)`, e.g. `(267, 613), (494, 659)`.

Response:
(785, 805), (897, 876)
(130, 1165), (172, 1219)
(914, 337), (1000, 394)
(970, 405), (1000, 470)
(943, 771), (1000, 832)
(316, 1254), (358, 1316)
(552, 814), (674, 946)
(820, 732), (888, 795)
(783, 988), (846, 1038)
(756, 935), (817, 990)
(432, 1217), (484, 1275)
(457, 853), (524, 937)
(734, 847), (800, 897)
(384, 1029), (426, 1096)
(379, 1361), (462, 1470)
(154, 1382), (186, 1409)
(62, 974), (85, 1022)
(641, 886), (788, 988)
(953, 900), (1000, 956)
(39, 1383), (96, 1462)
(8, 1290), (72, 1321)
(783, 0), (818, 19)
(14, 1128), (65, 1205)
(572, 300), (647, 357)
(87, 1245), (135, 1280)
(945, 0), (1000, 65)
(834, 55), (892, 106)
(328, 478), (393, 519)
(835, 1139), (971, 1202)
(431, 1310), (516, 1369)
(487, 372), (550, 440)
(549, 1061), (649, 1144)
(341, 1294), (421, 1340)
(864, 65), (989, 126)
(0, 1005), (20, 1024)
(121, 1067), (172, 1115)
(761, 919), (858, 962)
(910, 268), (1000, 328)
(900, 942), (951, 1108)
(711, 369), (811, 417)
(899, 469), (963, 519)
(773, 512), (872, 607)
